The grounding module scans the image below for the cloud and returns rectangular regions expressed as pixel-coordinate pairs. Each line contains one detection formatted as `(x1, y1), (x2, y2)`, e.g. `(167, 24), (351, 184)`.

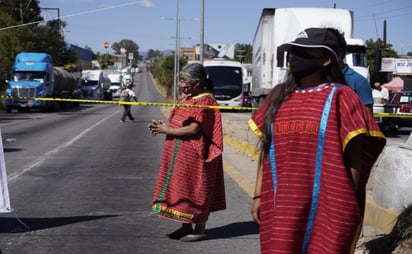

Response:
(138, 0), (154, 8)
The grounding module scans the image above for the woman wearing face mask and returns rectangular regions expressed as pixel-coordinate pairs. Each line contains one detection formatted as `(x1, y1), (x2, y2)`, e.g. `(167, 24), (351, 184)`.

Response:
(249, 28), (386, 253)
(148, 63), (226, 242)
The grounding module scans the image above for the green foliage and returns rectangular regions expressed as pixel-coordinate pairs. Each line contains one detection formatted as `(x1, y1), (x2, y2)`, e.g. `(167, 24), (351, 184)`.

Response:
(0, 0), (42, 24)
(235, 43), (252, 63)
(146, 49), (163, 60)
(0, 0), (78, 89)
(366, 38), (399, 83)
(147, 54), (188, 99)
(97, 53), (115, 69)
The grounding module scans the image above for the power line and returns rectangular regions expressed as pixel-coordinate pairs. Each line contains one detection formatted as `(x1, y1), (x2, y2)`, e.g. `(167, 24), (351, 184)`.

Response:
(0, 1), (144, 31)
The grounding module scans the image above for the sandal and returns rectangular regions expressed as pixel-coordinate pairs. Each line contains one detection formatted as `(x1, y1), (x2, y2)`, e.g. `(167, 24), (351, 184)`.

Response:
(166, 227), (193, 240)
(180, 233), (208, 242)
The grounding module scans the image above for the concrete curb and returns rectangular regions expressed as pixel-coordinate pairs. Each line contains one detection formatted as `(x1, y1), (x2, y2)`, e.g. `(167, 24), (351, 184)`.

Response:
(223, 135), (259, 161)
(364, 195), (399, 232)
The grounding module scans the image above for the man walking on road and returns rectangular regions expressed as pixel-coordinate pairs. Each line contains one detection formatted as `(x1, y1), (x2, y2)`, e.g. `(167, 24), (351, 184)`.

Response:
(119, 81), (138, 123)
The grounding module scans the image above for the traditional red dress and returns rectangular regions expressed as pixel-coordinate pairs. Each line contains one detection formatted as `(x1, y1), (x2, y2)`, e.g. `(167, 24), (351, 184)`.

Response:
(249, 83), (386, 254)
(152, 93), (226, 223)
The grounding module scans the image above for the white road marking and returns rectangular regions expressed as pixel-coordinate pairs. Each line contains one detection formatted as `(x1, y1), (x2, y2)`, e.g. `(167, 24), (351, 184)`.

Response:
(8, 110), (119, 184)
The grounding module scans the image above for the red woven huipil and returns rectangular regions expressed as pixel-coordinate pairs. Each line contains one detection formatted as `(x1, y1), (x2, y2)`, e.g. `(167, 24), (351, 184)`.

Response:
(249, 84), (386, 254)
(152, 93), (226, 223)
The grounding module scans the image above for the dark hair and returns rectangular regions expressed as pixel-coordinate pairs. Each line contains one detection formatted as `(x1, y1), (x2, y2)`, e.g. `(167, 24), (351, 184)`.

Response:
(259, 48), (347, 165)
(179, 62), (214, 91)
(327, 28), (347, 57)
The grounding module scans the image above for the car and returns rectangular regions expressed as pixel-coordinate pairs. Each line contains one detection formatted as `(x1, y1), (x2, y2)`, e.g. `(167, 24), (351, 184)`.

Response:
(382, 91), (412, 131)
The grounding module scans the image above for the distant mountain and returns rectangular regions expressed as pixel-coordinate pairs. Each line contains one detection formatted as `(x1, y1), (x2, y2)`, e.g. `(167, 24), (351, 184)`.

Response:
(139, 50), (173, 60)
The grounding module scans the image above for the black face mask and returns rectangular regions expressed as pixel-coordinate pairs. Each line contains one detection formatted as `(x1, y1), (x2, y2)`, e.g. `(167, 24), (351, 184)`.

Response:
(289, 54), (323, 81)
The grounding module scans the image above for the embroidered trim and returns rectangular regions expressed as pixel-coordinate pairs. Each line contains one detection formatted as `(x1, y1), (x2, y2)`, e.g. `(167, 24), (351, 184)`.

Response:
(301, 85), (339, 253)
(295, 83), (334, 93)
(342, 128), (386, 152)
(274, 120), (319, 135)
(153, 139), (181, 214)
(248, 119), (263, 138)
(151, 204), (193, 221)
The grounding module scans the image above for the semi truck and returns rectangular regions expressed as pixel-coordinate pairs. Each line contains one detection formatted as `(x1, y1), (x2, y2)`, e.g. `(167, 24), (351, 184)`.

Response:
(4, 52), (80, 112)
(80, 70), (112, 100)
(107, 73), (123, 99)
(251, 7), (370, 106)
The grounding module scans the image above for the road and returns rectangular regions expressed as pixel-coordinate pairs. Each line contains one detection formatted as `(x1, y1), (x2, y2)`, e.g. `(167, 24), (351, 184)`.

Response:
(0, 71), (259, 254)
(1, 69), (410, 254)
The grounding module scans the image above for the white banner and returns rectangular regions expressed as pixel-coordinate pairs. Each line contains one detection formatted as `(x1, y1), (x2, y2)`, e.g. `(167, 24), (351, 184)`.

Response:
(0, 129), (12, 213)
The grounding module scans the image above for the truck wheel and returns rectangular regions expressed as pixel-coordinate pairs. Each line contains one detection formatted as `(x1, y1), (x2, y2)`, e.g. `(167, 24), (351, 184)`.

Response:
(52, 102), (60, 112)
(106, 92), (112, 101)
(381, 118), (399, 135)
(18, 107), (29, 113)
(5, 106), (12, 113)
(251, 97), (262, 115)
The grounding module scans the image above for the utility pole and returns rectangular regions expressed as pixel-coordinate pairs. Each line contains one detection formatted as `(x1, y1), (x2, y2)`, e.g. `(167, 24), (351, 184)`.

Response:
(173, 0), (179, 104)
(199, 0), (204, 64)
(19, 0), (33, 24)
(236, 49), (246, 63)
(41, 7), (62, 37)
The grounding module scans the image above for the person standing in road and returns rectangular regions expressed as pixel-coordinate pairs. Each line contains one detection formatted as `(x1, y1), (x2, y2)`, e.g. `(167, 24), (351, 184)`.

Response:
(148, 63), (226, 242)
(119, 81), (137, 123)
(335, 29), (374, 114)
(374, 82), (390, 103)
(249, 27), (386, 254)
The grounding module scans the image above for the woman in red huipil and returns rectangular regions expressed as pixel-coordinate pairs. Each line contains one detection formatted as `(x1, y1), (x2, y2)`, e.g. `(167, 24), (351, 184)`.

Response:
(149, 63), (226, 242)
(250, 28), (386, 254)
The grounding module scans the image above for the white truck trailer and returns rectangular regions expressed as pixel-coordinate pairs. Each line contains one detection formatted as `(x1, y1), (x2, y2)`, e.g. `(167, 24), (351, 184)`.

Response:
(251, 7), (369, 106)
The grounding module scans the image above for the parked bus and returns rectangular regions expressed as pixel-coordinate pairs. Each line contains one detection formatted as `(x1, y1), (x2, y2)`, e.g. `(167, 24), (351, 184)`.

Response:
(203, 59), (244, 107)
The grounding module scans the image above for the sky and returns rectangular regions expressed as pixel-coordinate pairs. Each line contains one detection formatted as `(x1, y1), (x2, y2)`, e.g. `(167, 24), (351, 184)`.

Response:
(38, 0), (412, 55)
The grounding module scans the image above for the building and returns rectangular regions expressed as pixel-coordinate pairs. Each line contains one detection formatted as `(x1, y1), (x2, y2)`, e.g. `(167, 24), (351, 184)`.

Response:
(69, 44), (94, 71)
(179, 43), (236, 61)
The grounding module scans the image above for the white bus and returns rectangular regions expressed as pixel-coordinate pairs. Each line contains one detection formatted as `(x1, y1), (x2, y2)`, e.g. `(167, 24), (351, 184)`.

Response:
(203, 59), (244, 107)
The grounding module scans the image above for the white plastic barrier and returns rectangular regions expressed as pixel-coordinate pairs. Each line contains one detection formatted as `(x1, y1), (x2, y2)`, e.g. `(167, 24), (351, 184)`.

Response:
(373, 133), (412, 210)
(0, 129), (11, 213)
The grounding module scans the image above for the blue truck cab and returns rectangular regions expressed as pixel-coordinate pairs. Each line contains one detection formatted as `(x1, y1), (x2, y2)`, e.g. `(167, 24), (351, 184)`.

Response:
(4, 52), (53, 112)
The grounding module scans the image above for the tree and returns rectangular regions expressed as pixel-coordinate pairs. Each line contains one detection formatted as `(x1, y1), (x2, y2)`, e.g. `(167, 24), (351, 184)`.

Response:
(234, 44), (252, 63)
(366, 38), (398, 83)
(0, 0), (42, 24)
(146, 49), (163, 61)
(97, 53), (114, 69)
(0, 0), (79, 90)
(146, 53), (187, 100)
(35, 19), (77, 66)
(0, 0), (44, 88)
(111, 39), (140, 66)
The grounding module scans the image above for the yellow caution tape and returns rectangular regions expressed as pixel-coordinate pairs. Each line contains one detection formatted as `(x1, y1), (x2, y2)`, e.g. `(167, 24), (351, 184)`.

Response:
(374, 112), (412, 118)
(1, 96), (256, 111)
(2, 95), (412, 117)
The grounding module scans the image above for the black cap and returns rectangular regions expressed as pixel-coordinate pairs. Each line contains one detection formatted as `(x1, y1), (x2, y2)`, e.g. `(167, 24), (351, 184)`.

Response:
(281, 28), (340, 59)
